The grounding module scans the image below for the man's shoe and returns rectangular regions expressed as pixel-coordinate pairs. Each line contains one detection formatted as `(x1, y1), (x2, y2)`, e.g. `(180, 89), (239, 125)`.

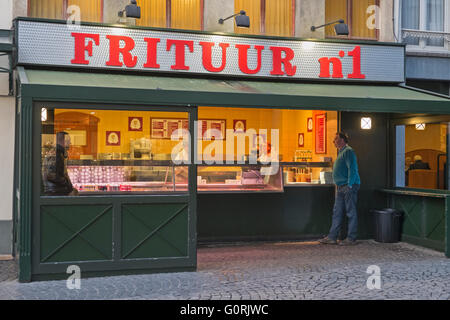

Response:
(318, 237), (338, 245)
(339, 238), (357, 246)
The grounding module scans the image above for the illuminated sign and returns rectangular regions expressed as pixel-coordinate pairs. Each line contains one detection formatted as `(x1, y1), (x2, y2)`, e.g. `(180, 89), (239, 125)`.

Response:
(17, 20), (405, 83)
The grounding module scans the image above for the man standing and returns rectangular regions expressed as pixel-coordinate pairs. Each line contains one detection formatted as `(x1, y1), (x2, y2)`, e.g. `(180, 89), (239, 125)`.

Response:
(319, 132), (361, 245)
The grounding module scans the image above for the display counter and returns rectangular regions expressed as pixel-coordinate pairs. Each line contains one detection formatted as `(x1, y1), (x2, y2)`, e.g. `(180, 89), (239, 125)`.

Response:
(65, 160), (333, 194)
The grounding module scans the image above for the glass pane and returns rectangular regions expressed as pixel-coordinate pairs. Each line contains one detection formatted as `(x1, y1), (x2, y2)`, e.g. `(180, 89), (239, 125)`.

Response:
(136, 0), (167, 28)
(325, 0), (347, 37)
(41, 108), (190, 195)
(402, 0), (420, 45)
(29, 0), (64, 19)
(283, 166), (332, 185)
(352, 0), (377, 39)
(426, 0), (445, 46)
(397, 122), (448, 190)
(265, 0), (293, 37)
(235, 0), (261, 35)
(171, 0), (202, 30)
(197, 166), (283, 192)
(67, 0), (102, 23)
(198, 107), (338, 166)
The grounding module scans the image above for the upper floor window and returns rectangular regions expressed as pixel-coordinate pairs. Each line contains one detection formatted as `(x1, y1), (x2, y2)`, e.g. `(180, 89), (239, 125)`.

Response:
(325, 0), (378, 40)
(29, 0), (103, 23)
(401, 0), (449, 49)
(136, 0), (203, 30)
(234, 0), (295, 37)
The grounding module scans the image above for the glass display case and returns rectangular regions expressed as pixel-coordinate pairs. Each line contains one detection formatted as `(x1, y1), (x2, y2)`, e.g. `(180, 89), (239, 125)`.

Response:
(281, 162), (333, 186)
(197, 164), (283, 193)
(62, 160), (189, 194)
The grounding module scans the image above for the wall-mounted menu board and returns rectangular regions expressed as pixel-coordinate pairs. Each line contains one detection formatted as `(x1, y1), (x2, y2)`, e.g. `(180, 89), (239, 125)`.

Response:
(198, 119), (226, 140)
(150, 118), (188, 139)
(150, 118), (226, 140)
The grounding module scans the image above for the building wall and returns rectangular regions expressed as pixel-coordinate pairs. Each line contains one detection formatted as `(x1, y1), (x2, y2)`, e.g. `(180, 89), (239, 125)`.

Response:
(379, 0), (395, 42)
(0, 0), (14, 255)
(0, 0), (13, 29)
(296, 0), (325, 38)
(0, 97), (14, 255)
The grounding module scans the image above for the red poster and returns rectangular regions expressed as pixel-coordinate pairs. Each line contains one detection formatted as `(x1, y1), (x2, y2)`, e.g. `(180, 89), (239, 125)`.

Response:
(315, 114), (327, 154)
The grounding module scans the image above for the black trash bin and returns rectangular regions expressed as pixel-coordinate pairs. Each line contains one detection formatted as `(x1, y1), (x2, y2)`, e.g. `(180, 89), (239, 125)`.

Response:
(371, 208), (402, 243)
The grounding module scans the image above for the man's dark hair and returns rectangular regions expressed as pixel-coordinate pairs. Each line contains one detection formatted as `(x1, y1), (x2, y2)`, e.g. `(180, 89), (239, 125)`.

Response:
(336, 132), (349, 143)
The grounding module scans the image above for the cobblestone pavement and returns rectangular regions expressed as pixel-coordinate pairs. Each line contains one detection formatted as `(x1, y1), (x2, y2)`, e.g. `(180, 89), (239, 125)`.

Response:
(0, 240), (449, 300)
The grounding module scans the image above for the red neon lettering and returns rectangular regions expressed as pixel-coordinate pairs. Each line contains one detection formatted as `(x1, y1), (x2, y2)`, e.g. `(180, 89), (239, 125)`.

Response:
(70, 33), (100, 65)
(318, 57), (343, 78)
(269, 46), (297, 76)
(166, 39), (194, 70)
(105, 35), (138, 67)
(347, 46), (366, 79)
(143, 38), (161, 68)
(235, 44), (264, 74)
(199, 42), (229, 73)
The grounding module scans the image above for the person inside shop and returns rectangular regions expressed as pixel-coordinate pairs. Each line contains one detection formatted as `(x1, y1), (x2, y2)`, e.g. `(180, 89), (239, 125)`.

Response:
(404, 156), (412, 186)
(319, 132), (360, 246)
(408, 155), (431, 170)
(42, 131), (78, 196)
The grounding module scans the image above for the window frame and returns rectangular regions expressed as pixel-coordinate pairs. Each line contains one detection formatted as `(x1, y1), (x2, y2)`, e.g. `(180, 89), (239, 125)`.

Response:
(391, 114), (450, 191)
(325, 0), (380, 41)
(140, 0), (204, 30)
(235, 0), (296, 37)
(397, 0), (450, 53)
(27, 0), (104, 23)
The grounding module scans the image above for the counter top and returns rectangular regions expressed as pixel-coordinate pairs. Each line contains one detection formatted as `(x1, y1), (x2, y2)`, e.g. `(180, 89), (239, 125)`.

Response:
(379, 188), (450, 198)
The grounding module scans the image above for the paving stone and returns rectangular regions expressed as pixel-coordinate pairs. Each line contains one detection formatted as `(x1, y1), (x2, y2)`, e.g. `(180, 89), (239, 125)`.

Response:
(1, 240), (450, 299)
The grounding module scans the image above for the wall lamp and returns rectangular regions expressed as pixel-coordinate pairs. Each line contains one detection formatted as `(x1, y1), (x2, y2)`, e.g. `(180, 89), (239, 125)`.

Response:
(311, 19), (349, 36)
(118, 0), (141, 19)
(218, 10), (250, 28)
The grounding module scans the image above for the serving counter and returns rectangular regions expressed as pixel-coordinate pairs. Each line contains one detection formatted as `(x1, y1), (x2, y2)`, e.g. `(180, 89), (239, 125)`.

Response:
(65, 160), (334, 195)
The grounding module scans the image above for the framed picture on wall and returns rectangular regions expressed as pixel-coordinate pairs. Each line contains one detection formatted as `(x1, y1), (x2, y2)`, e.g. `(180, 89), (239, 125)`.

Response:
(106, 131), (121, 146)
(307, 117), (313, 132)
(128, 117), (143, 131)
(315, 113), (327, 154)
(298, 133), (304, 147)
(233, 120), (246, 133)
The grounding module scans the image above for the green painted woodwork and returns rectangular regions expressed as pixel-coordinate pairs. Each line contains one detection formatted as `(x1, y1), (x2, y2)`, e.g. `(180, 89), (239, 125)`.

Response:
(24, 70), (450, 114)
(40, 205), (113, 263)
(381, 190), (447, 253)
(121, 203), (188, 259)
(197, 187), (335, 242)
(16, 66), (450, 281)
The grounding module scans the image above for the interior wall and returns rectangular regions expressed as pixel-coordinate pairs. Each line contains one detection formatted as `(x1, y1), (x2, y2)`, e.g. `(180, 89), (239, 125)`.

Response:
(405, 123), (446, 153)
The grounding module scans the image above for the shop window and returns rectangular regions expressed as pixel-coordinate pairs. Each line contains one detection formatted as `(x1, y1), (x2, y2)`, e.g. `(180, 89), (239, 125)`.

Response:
(395, 121), (448, 190)
(325, 0), (378, 40)
(28, 0), (103, 22)
(136, 0), (203, 30)
(234, 0), (294, 36)
(197, 107), (338, 190)
(41, 108), (189, 195)
(401, 0), (448, 50)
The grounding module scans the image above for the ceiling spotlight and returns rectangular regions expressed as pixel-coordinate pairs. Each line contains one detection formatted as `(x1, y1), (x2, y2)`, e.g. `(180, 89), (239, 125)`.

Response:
(311, 19), (349, 36)
(118, 0), (141, 19)
(219, 10), (250, 28)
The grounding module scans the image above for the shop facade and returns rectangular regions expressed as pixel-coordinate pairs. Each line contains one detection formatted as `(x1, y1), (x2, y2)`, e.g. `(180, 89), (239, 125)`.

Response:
(13, 18), (450, 281)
